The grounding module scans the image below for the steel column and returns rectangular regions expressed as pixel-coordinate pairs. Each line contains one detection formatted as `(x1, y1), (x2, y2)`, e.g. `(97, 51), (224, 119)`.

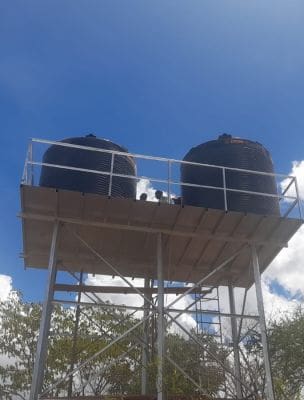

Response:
(228, 285), (242, 399)
(29, 221), (60, 400)
(251, 246), (275, 400)
(68, 270), (83, 398)
(141, 277), (151, 395)
(157, 233), (165, 400)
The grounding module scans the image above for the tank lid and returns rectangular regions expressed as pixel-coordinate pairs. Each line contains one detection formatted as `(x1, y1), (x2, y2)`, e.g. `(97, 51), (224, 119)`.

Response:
(217, 133), (266, 149)
(218, 133), (232, 143)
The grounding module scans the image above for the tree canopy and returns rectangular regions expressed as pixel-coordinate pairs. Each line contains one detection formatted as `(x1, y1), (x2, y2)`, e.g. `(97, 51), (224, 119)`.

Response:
(0, 292), (225, 399)
(1, 292), (303, 399)
(269, 308), (304, 399)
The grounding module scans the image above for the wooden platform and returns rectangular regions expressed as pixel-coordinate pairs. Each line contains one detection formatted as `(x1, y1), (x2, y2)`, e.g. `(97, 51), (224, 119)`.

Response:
(20, 185), (302, 288)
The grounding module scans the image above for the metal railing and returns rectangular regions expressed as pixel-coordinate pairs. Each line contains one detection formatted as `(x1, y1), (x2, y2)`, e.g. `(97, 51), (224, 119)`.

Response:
(21, 138), (303, 219)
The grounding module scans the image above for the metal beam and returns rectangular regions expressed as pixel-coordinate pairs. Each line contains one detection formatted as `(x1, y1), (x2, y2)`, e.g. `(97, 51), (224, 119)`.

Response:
(251, 246), (275, 400)
(237, 288), (248, 343)
(157, 233), (165, 400)
(53, 283), (211, 295)
(30, 137), (296, 180)
(29, 222), (60, 400)
(19, 212), (288, 248)
(68, 271), (83, 398)
(167, 307), (259, 320)
(67, 226), (155, 308)
(166, 248), (245, 310)
(53, 298), (259, 321)
(141, 278), (151, 395)
(229, 285), (242, 399)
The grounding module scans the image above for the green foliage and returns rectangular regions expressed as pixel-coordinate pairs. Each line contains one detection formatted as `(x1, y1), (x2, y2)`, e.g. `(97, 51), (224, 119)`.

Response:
(0, 293), (142, 398)
(11, 291), (304, 399)
(0, 292), (40, 400)
(269, 307), (304, 400)
(238, 307), (304, 400)
(164, 332), (226, 396)
(0, 292), (228, 399)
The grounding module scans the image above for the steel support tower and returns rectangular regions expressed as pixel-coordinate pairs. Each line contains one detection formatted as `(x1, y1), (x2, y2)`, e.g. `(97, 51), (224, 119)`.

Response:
(20, 138), (303, 400)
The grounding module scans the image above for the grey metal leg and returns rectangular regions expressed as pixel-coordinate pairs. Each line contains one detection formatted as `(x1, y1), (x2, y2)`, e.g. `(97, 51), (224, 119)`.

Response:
(141, 277), (150, 395)
(228, 285), (242, 399)
(251, 246), (275, 400)
(68, 270), (83, 398)
(29, 222), (60, 400)
(157, 233), (165, 400)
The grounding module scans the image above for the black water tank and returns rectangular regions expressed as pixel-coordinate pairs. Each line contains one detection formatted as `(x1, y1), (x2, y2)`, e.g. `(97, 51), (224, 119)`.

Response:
(181, 134), (280, 215)
(39, 135), (136, 198)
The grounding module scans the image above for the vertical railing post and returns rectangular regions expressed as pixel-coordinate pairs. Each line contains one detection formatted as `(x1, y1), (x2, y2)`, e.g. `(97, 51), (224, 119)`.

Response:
(222, 167), (228, 211)
(22, 141), (32, 185)
(29, 140), (34, 186)
(157, 233), (165, 400)
(251, 246), (275, 400)
(294, 177), (302, 219)
(108, 152), (115, 197)
(167, 160), (171, 204)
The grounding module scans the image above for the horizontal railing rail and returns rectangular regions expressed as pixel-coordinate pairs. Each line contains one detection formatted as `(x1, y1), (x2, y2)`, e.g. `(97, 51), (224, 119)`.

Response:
(30, 138), (295, 179)
(21, 138), (303, 220)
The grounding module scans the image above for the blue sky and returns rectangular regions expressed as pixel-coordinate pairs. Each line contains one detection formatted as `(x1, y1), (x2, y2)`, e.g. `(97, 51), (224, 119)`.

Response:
(1, 1), (304, 302)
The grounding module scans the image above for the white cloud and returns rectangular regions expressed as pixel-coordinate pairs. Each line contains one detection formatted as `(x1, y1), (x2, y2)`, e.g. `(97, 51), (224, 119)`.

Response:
(0, 275), (14, 370)
(136, 178), (176, 203)
(85, 274), (196, 334)
(0, 274), (12, 301)
(220, 281), (299, 320)
(262, 159), (304, 308)
(136, 179), (158, 201)
(280, 160), (304, 201)
(86, 274), (146, 309)
(264, 225), (304, 299)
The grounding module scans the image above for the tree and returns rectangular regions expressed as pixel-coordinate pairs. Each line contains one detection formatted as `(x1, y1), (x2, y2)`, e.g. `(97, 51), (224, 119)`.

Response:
(0, 292), (226, 399)
(236, 307), (304, 400)
(269, 307), (304, 400)
(164, 331), (227, 396)
(0, 292), (41, 400)
(0, 292), (142, 399)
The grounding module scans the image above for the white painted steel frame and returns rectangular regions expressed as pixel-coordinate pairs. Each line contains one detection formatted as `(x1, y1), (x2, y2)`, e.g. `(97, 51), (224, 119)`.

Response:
(52, 234), (242, 395)
(31, 224), (277, 400)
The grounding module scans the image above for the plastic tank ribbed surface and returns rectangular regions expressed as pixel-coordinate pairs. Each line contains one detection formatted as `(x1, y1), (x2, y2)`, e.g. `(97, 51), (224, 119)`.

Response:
(39, 135), (136, 198)
(181, 134), (280, 215)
